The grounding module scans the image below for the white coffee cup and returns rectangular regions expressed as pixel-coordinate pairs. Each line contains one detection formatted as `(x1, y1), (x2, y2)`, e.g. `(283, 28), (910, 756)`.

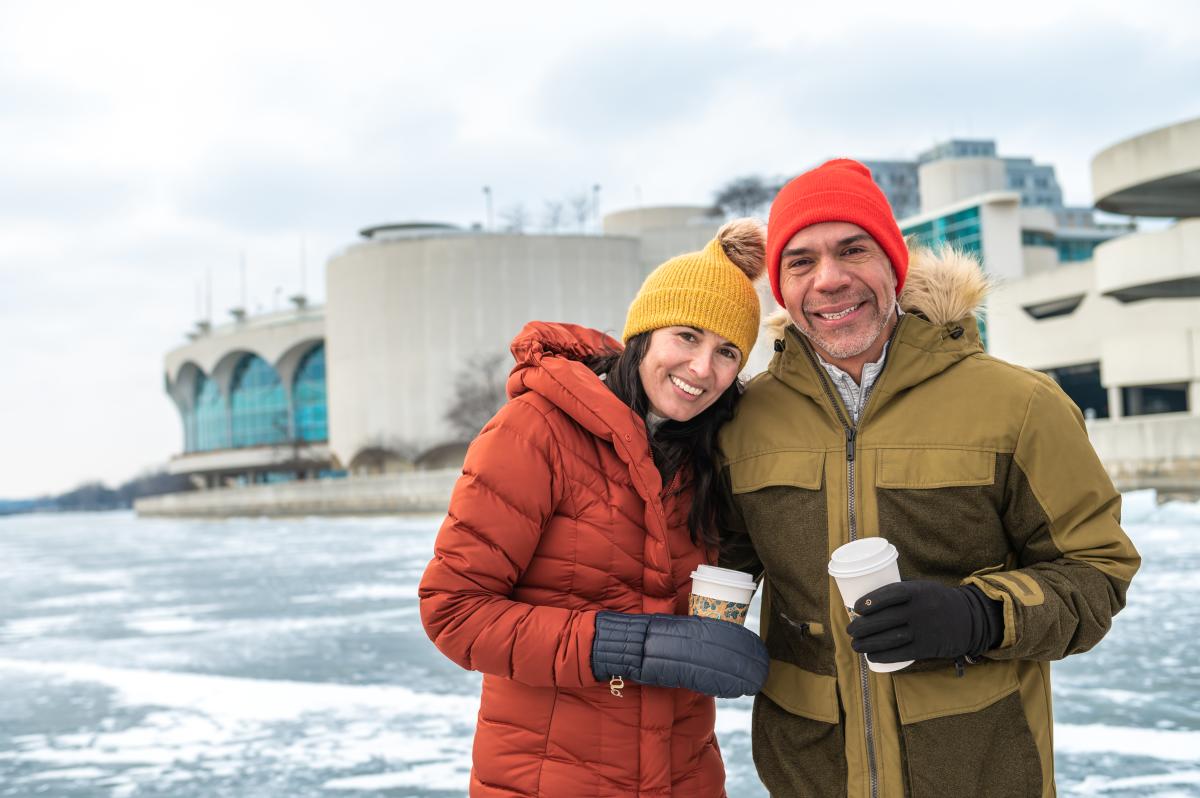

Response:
(828, 537), (914, 673)
(689, 564), (757, 626)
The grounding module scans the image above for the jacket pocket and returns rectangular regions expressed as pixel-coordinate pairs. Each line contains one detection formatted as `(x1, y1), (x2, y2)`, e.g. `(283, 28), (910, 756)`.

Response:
(876, 448), (995, 489)
(729, 450), (824, 493)
(761, 659), (838, 723)
(893, 661), (1042, 797)
(874, 448), (1010, 579)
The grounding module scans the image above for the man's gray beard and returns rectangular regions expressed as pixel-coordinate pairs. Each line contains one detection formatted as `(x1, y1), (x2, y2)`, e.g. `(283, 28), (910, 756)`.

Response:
(792, 302), (896, 361)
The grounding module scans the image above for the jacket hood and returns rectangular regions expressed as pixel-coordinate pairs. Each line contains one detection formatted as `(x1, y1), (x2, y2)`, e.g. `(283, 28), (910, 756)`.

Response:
(763, 242), (990, 340)
(506, 321), (681, 589)
(508, 321), (621, 383)
(506, 319), (655, 466)
(506, 322), (631, 435)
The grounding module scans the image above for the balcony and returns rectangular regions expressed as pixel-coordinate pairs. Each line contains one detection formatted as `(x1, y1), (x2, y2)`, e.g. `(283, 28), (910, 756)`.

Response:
(1092, 117), (1200, 218)
(1094, 219), (1200, 302)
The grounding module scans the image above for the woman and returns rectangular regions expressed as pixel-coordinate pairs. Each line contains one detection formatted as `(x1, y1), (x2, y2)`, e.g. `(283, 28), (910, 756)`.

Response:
(419, 219), (769, 797)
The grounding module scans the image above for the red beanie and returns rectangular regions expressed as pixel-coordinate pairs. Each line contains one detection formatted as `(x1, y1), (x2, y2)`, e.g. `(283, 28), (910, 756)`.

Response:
(766, 158), (908, 306)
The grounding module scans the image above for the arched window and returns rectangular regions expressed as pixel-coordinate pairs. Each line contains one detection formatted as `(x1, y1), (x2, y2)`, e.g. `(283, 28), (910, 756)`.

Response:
(194, 373), (229, 451)
(230, 354), (288, 447)
(292, 344), (328, 442)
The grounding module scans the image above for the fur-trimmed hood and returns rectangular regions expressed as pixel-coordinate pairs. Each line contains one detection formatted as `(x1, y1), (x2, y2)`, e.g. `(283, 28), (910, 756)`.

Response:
(764, 242), (990, 339)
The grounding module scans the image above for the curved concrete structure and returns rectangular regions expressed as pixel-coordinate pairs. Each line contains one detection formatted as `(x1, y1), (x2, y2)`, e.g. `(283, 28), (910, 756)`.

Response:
(603, 205), (723, 271)
(1094, 218), (1200, 301)
(162, 306), (328, 484)
(1092, 117), (1200, 217)
(602, 205), (720, 236)
(325, 230), (643, 470)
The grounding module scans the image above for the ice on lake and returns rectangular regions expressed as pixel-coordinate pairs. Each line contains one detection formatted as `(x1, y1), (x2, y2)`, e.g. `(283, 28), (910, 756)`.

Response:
(1, 491), (1197, 796)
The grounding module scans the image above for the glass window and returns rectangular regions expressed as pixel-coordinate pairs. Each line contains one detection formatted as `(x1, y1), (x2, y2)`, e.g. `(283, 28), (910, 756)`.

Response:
(902, 205), (983, 261)
(193, 373), (229, 451)
(902, 206), (986, 348)
(230, 354), (288, 447)
(1058, 239), (1099, 262)
(1044, 363), (1109, 419)
(1121, 384), (1189, 416)
(293, 344), (328, 442)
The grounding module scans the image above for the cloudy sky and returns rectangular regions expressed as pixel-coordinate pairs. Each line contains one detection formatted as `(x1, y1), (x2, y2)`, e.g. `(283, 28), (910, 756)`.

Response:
(2, 0), (1198, 497)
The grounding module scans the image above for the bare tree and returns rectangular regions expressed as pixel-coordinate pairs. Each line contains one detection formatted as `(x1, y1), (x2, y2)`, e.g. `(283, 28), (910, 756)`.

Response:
(569, 193), (592, 231)
(542, 200), (565, 233)
(714, 175), (777, 217)
(500, 204), (529, 233)
(351, 436), (420, 474)
(445, 352), (510, 440)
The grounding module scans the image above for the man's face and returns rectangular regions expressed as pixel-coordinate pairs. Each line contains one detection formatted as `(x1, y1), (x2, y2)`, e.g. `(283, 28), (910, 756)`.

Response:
(778, 221), (898, 373)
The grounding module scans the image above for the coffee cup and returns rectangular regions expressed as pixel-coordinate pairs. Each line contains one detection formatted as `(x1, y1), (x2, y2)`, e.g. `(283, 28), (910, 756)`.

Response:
(828, 537), (914, 673)
(688, 564), (757, 625)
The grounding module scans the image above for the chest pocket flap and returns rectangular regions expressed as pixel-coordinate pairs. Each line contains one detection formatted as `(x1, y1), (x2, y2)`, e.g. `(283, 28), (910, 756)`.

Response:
(876, 448), (996, 489)
(729, 450), (825, 494)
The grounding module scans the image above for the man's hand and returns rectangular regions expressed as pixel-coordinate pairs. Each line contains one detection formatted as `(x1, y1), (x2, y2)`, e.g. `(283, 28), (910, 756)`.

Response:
(846, 581), (1003, 663)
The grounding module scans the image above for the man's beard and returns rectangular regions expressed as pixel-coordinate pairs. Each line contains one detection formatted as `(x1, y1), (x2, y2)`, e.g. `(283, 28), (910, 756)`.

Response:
(794, 298), (896, 361)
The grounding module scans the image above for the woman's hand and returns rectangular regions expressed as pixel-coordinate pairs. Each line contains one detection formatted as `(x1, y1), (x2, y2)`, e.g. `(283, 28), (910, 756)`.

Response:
(591, 612), (768, 698)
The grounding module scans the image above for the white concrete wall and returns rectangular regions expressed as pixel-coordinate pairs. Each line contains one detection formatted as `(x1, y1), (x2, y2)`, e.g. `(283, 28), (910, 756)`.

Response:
(135, 469), (460, 517)
(1094, 218), (1200, 298)
(918, 158), (1008, 214)
(989, 261), (1200, 377)
(1101, 330), (1195, 387)
(604, 206), (723, 272)
(325, 233), (643, 468)
(1092, 116), (1200, 205)
(1021, 246), (1059, 276)
(1087, 415), (1200, 471)
(978, 198), (1024, 281)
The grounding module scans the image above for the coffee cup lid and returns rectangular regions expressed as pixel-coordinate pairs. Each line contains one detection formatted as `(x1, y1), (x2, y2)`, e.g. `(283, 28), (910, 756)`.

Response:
(827, 537), (898, 578)
(690, 564), (756, 588)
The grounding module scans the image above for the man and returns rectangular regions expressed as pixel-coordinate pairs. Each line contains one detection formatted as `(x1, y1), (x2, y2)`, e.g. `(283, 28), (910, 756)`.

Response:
(719, 159), (1140, 797)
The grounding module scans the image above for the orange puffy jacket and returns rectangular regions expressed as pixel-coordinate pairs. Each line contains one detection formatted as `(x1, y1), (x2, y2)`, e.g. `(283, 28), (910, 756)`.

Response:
(419, 321), (727, 797)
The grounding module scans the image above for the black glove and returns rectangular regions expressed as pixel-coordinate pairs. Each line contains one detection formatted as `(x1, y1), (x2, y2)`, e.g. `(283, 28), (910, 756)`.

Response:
(591, 611), (769, 698)
(846, 581), (1004, 663)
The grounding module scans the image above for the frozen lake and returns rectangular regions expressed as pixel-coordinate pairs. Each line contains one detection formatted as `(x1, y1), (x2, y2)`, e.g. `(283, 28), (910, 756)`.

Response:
(1, 491), (1198, 797)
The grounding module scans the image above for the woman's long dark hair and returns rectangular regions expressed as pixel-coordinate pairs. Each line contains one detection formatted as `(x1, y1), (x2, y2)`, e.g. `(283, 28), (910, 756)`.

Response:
(586, 331), (741, 548)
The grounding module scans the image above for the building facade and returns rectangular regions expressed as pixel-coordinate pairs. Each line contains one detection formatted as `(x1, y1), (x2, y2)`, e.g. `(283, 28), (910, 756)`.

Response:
(163, 301), (330, 488)
(958, 118), (1200, 488)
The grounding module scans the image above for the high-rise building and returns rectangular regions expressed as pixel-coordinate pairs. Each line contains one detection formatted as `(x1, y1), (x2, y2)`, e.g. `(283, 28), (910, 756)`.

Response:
(866, 138), (1068, 215)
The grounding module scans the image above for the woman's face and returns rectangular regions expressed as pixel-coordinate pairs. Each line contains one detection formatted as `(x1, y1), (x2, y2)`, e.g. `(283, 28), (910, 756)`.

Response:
(638, 326), (742, 422)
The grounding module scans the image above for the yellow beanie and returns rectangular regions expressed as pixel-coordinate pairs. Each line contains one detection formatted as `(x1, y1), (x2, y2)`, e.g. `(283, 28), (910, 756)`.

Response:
(622, 218), (766, 360)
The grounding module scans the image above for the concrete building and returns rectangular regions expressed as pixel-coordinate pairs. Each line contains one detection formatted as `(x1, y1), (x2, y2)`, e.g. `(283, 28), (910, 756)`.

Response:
(324, 221), (648, 473)
(866, 138), (1072, 219)
(966, 117), (1200, 490)
(163, 300), (329, 488)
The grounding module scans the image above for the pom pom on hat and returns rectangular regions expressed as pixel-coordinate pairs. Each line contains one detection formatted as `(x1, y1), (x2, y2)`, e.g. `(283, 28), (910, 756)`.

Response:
(717, 218), (767, 281)
(623, 218), (765, 360)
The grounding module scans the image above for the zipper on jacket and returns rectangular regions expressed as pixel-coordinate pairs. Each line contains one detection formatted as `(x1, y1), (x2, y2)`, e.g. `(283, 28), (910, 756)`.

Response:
(609, 676), (624, 697)
(797, 331), (901, 798)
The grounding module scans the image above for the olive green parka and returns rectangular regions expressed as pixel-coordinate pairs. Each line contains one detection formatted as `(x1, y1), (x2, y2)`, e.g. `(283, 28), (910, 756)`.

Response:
(718, 244), (1140, 798)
